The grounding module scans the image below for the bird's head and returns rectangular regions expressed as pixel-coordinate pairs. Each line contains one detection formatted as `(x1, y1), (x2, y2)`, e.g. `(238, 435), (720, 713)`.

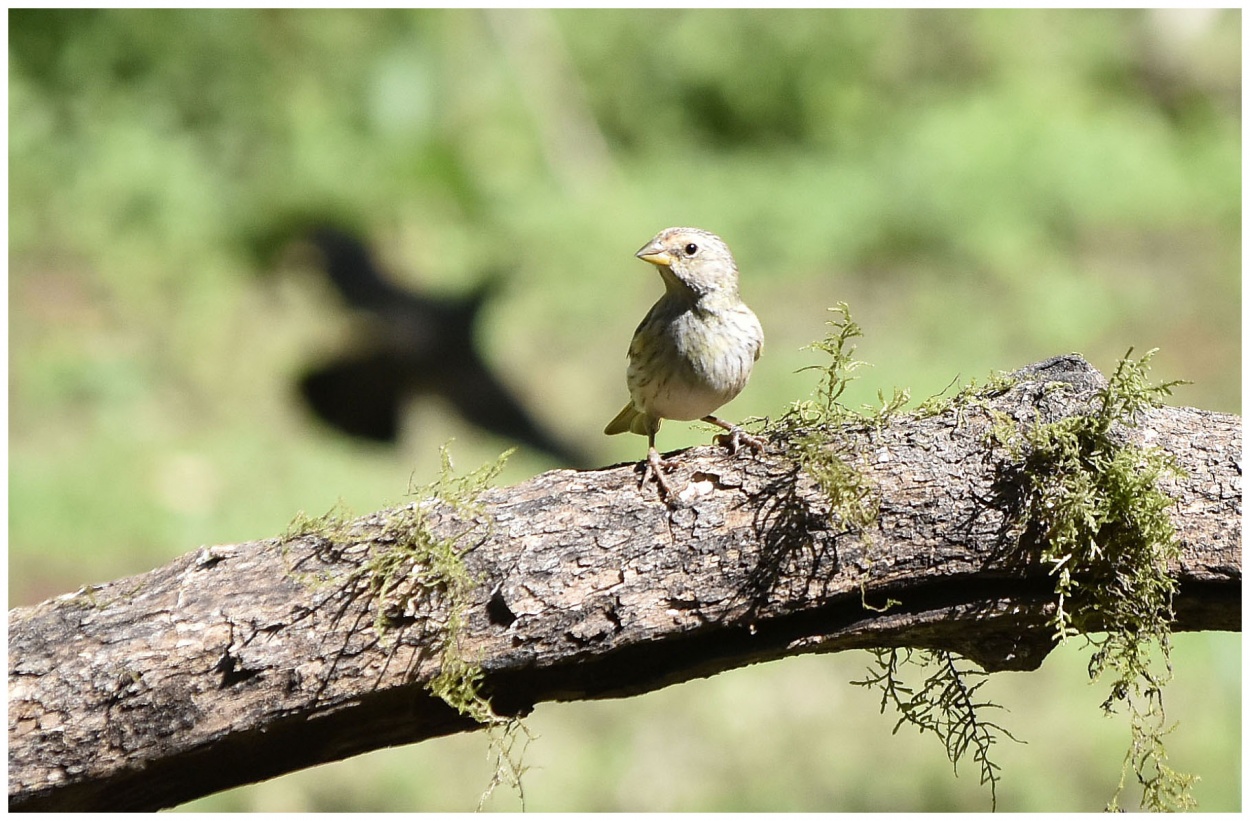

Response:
(635, 227), (740, 300)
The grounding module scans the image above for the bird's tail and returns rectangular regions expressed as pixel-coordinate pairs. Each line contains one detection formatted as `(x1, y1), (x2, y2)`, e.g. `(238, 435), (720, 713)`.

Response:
(604, 403), (655, 436)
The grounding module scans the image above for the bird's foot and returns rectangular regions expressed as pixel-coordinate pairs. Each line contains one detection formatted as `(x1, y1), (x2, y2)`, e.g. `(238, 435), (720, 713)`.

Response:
(714, 426), (768, 456)
(640, 448), (677, 503)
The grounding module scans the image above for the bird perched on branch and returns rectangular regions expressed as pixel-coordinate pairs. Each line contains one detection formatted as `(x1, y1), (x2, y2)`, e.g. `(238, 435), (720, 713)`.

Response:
(604, 226), (765, 500)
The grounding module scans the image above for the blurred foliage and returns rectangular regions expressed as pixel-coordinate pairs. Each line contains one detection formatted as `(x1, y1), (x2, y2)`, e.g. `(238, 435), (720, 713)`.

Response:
(8, 8), (1240, 812)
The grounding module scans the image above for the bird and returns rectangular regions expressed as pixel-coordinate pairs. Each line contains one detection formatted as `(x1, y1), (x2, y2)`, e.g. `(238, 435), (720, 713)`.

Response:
(604, 226), (765, 500)
(290, 224), (589, 467)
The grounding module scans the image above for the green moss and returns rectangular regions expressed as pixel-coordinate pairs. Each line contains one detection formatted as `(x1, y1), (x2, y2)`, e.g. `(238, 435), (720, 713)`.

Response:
(284, 500), (353, 541)
(774, 305), (1012, 810)
(281, 501), (355, 588)
(477, 718), (536, 811)
(371, 446), (531, 809)
(770, 303), (1011, 530)
(281, 445), (529, 808)
(854, 647), (1017, 811)
(778, 310), (1197, 811)
(913, 369), (1017, 419)
(770, 303), (879, 531)
(989, 348), (1194, 811)
(795, 302), (869, 424)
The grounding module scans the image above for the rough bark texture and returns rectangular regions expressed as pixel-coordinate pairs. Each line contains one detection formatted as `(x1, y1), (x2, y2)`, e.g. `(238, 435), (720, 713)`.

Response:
(8, 355), (1241, 811)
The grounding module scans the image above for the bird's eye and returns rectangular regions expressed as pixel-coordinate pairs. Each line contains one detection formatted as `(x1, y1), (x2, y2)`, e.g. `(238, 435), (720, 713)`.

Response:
(684, 243), (699, 256)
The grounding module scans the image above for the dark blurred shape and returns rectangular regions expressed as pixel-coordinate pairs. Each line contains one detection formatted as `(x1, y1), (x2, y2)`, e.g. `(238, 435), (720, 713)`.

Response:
(292, 225), (589, 467)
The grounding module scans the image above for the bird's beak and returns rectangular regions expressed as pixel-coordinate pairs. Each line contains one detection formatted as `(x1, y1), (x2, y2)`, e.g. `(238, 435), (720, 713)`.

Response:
(635, 241), (673, 267)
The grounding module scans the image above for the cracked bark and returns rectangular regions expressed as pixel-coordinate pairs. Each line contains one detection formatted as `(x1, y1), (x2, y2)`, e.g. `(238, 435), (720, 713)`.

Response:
(8, 355), (1241, 811)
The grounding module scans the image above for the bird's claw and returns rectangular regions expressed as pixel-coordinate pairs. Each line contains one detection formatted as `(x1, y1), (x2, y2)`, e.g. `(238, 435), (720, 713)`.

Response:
(715, 426), (767, 456)
(640, 449), (677, 502)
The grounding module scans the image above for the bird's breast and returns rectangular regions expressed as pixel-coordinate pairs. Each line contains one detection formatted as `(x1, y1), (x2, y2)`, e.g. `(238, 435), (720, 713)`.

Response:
(626, 298), (762, 421)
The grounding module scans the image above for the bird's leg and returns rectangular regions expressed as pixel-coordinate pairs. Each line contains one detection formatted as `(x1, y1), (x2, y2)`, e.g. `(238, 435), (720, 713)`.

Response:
(639, 433), (675, 500)
(703, 415), (767, 456)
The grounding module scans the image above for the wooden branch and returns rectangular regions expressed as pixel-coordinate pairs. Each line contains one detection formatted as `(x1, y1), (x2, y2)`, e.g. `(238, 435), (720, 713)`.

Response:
(8, 355), (1240, 811)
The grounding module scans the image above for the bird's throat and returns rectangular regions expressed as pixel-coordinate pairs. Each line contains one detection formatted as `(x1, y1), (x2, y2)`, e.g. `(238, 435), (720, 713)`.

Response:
(662, 267), (721, 310)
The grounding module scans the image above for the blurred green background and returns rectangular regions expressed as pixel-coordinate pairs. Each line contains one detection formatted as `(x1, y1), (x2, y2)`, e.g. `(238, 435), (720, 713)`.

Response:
(9, 8), (1240, 812)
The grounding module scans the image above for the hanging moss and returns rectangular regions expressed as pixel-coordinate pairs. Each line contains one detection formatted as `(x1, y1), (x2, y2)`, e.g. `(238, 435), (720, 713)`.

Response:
(771, 304), (1015, 808)
(989, 349), (1194, 811)
(775, 305), (1197, 811)
(282, 445), (530, 808)
(854, 647), (1018, 810)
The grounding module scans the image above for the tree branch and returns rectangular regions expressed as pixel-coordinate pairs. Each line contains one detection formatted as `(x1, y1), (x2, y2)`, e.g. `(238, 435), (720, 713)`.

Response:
(8, 355), (1240, 811)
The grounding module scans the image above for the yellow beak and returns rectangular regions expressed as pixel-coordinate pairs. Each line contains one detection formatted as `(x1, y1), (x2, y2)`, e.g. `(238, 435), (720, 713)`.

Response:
(635, 241), (673, 267)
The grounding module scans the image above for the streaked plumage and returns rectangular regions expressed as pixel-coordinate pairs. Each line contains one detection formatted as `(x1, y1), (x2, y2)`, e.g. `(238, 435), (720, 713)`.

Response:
(605, 227), (764, 499)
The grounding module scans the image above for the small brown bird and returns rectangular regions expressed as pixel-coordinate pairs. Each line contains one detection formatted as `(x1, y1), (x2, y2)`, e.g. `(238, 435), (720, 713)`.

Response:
(604, 227), (765, 499)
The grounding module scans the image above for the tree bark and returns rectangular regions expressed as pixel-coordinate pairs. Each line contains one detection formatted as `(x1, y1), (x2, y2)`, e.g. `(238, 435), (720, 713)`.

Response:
(8, 355), (1240, 811)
